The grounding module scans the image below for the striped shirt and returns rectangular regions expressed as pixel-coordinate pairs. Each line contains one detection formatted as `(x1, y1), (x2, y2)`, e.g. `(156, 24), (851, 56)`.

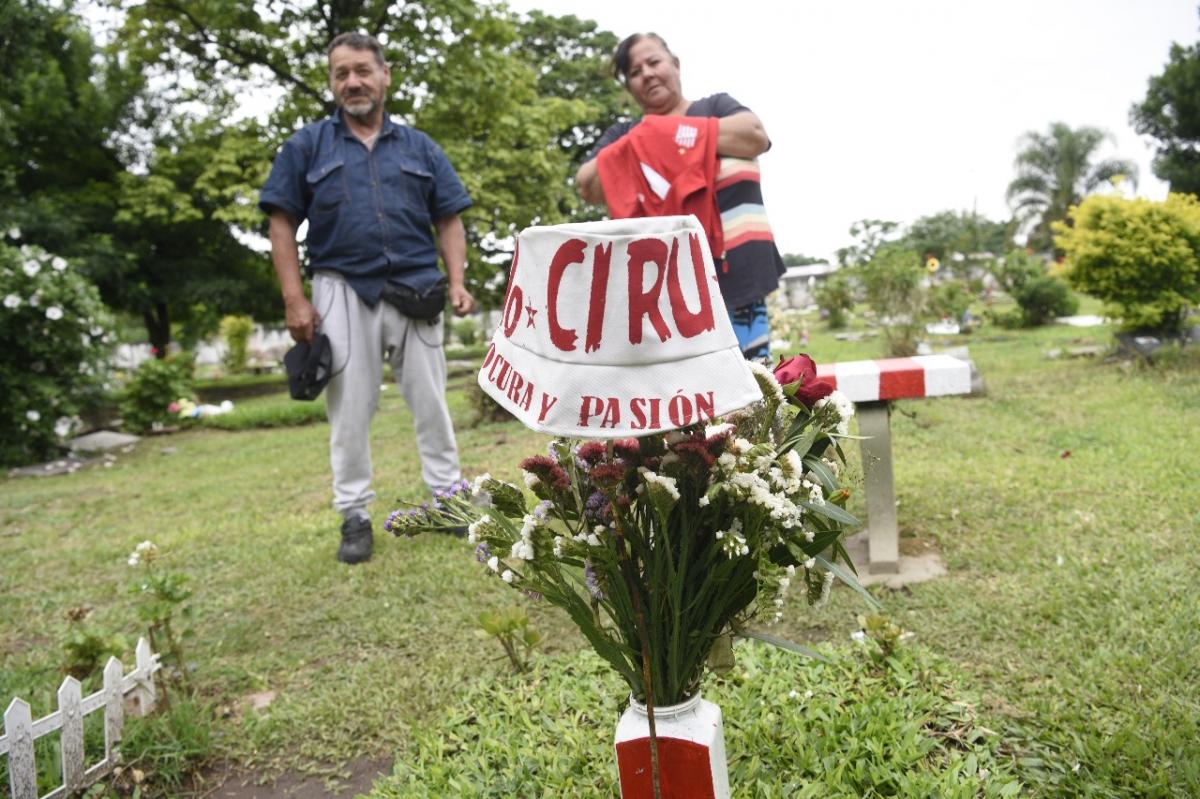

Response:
(586, 93), (784, 310)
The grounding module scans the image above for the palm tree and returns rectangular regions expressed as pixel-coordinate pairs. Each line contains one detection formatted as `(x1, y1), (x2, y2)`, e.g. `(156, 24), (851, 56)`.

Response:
(1006, 122), (1138, 251)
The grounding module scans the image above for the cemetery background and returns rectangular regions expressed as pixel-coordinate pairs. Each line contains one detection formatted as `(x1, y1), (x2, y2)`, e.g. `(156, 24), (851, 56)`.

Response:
(3, 1), (1200, 795)
(3, 293), (1198, 796)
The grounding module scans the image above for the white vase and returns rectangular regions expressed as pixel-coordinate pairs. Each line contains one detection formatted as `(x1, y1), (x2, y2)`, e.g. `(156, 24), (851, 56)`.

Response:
(613, 692), (730, 799)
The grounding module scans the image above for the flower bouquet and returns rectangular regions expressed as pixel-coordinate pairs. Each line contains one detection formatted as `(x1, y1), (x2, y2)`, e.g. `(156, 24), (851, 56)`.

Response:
(387, 353), (866, 708)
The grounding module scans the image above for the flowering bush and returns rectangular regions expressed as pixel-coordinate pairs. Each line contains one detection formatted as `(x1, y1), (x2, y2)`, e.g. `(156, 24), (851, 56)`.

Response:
(388, 356), (867, 706)
(0, 231), (115, 466)
(119, 355), (196, 433)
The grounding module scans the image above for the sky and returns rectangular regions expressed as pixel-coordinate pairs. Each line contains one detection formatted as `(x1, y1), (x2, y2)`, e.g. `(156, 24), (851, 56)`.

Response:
(509, 0), (1198, 261)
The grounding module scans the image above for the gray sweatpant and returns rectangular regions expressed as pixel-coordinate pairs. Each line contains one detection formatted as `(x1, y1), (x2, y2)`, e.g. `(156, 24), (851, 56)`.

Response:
(314, 271), (461, 520)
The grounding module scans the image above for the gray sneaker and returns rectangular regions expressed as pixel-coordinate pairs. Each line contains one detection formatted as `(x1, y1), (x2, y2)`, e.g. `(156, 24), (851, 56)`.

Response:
(337, 516), (373, 564)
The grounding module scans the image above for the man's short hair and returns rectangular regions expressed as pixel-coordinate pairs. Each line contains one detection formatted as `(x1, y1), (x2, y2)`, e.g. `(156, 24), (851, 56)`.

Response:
(327, 32), (387, 68)
(612, 32), (674, 83)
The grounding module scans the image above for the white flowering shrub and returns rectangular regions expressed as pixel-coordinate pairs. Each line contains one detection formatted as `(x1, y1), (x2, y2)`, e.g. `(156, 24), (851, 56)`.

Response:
(0, 233), (115, 466)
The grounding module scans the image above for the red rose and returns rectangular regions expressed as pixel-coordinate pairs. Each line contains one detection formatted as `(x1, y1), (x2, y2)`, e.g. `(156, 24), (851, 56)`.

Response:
(773, 353), (834, 408)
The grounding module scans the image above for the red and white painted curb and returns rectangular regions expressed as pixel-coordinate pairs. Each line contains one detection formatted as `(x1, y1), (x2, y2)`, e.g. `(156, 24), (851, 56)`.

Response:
(816, 354), (971, 403)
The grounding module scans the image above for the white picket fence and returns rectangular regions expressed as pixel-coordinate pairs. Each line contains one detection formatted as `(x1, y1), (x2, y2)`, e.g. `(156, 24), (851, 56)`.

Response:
(1, 638), (160, 799)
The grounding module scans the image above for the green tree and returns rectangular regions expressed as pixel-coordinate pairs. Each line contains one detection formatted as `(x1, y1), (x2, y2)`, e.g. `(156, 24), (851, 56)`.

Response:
(1131, 34), (1200, 196)
(113, 0), (623, 307)
(1006, 122), (1139, 251)
(853, 246), (928, 357)
(1055, 193), (1200, 335)
(812, 271), (854, 329)
(1, 2), (277, 356)
(836, 219), (900, 267)
(902, 210), (1013, 263)
(782, 253), (828, 266)
(107, 119), (280, 354)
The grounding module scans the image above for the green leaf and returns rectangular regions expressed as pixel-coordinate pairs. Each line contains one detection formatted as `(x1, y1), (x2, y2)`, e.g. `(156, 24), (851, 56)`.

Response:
(815, 555), (882, 610)
(802, 456), (838, 492)
(737, 628), (832, 663)
(800, 499), (859, 527)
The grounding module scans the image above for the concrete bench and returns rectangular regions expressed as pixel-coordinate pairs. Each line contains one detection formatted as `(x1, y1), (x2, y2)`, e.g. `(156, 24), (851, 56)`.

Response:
(816, 355), (973, 574)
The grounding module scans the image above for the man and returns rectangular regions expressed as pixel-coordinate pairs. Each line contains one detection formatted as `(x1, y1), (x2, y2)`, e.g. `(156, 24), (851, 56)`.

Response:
(576, 32), (783, 363)
(260, 32), (474, 564)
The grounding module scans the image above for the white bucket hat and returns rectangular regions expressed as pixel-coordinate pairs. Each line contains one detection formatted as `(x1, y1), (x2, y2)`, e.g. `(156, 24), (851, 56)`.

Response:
(479, 215), (761, 438)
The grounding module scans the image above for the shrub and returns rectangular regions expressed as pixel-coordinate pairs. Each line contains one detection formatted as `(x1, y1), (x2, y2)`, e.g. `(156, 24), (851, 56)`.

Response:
(991, 249), (1046, 294)
(467, 379), (514, 427)
(197, 394), (327, 430)
(119, 355), (196, 433)
(453, 317), (480, 347)
(218, 314), (254, 374)
(1055, 193), (1200, 335)
(813, 272), (855, 328)
(854, 245), (928, 356)
(0, 235), (115, 466)
(928, 280), (973, 321)
(1013, 275), (1078, 326)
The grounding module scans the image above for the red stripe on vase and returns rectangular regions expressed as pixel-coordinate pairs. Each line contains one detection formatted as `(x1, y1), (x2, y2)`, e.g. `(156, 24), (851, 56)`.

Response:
(616, 737), (717, 799)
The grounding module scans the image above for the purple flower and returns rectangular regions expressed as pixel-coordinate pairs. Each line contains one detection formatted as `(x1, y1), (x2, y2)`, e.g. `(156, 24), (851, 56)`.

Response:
(584, 491), (611, 524)
(584, 559), (605, 600)
(475, 541), (492, 564)
(385, 509), (403, 532)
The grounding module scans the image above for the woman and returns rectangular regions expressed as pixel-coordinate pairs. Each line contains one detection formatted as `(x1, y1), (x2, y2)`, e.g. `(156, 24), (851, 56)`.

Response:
(576, 32), (784, 363)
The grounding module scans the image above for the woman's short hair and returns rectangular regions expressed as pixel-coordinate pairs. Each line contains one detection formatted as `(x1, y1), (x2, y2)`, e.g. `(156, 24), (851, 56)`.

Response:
(612, 32), (673, 82)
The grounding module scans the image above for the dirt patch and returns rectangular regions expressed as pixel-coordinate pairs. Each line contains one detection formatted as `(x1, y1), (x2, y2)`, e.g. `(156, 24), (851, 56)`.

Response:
(201, 757), (391, 799)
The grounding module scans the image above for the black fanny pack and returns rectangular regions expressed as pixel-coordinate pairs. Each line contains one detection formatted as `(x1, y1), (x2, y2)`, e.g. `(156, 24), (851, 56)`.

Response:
(381, 276), (447, 320)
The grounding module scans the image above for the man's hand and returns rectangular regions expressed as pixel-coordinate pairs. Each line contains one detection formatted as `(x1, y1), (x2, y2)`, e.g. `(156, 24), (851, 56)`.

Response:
(449, 284), (475, 316)
(285, 295), (320, 342)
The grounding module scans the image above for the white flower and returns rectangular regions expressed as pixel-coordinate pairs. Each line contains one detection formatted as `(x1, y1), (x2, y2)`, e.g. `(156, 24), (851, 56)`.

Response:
(25, 410), (40, 422)
(522, 471), (540, 489)
(22, 259), (40, 277)
(28, 292), (39, 307)
(3, 294), (19, 309)
(746, 359), (785, 401)
(467, 518), (486, 543)
(127, 540), (159, 567)
(732, 437), (752, 454)
(704, 422), (733, 438)
(7, 226), (20, 239)
(51, 256), (67, 272)
(90, 325), (104, 337)
(586, 533), (601, 546)
(510, 539), (534, 561)
(804, 557), (816, 570)
(664, 430), (689, 445)
(45, 306), (63, 321)
(850, 630), (867, 644)
(486, 555), (500, 572)
(54, 417), (72, 438)
(500, 569), (515, 584)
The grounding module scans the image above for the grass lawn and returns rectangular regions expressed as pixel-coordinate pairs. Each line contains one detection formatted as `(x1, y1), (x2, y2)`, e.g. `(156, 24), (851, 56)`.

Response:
(2, 305), (1198, 797)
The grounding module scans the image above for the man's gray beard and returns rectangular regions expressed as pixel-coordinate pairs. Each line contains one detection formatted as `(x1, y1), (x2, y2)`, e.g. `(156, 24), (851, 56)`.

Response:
(342, 98), (377, 119)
